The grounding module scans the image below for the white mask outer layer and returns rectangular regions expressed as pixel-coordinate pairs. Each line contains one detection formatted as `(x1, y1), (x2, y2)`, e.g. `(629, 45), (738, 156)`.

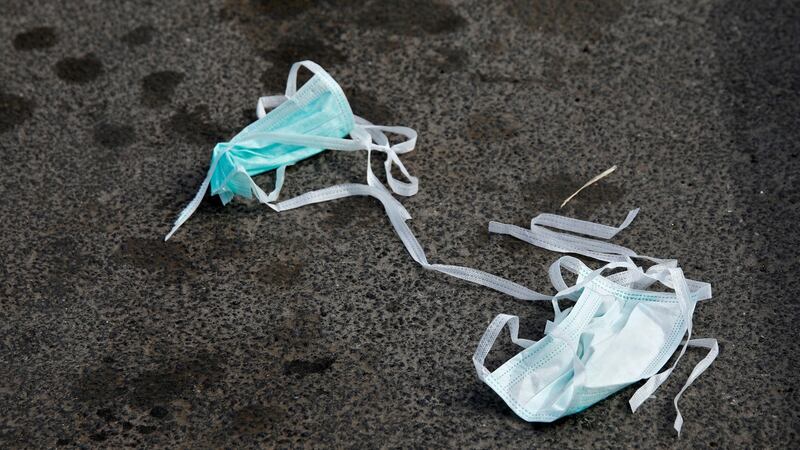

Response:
(474, 211), (718, 435)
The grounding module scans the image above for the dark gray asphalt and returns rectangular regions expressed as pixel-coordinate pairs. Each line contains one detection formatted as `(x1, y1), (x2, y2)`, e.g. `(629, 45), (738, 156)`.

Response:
(1, 0), (798, 448)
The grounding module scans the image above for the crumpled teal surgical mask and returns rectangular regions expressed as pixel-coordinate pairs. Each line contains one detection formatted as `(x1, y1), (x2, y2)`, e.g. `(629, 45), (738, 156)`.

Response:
(165, 61), (564, 302)
(165, 60), (420, 240)
(472, 211), (718, 435)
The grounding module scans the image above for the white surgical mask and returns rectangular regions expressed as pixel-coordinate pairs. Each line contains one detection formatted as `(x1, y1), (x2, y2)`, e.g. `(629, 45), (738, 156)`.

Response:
(472, 211), (718, 435)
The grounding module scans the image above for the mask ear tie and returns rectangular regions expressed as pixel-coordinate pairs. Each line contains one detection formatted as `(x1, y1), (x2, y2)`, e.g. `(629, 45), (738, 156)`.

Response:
(256, 95), (288, 119)
(488, 213), (637, 263)
(628, 267), (715, 435)
(670, 338), (718, 434)
(473, 314), (535, 381)
(165, 149), (231, 240)
(284, 60), (330, 97)
(355, 123), (419, 196)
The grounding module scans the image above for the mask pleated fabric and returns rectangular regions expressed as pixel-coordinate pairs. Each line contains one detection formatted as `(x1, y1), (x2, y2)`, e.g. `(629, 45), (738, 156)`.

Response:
(165, 60), (716, 435)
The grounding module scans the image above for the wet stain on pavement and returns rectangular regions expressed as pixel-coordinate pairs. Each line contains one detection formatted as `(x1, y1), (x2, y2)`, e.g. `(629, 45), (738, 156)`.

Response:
(466, 111), (524, 141)
(74, 364), (126, 405)
(75, 353), (225, 409)
(428, 46), (470, 74)
(230, 404), (285, 434)
(0, 92), (35, 133)
(223, 0), (317, 20)
(34, 236), (99, 301)
(113, 237), (195, 274)
(13, 26), (58, 50)
(54, 54), (104, 83)
(226, 0), (464, 67)
(149, 405), (169, 419)
(345, 87), (393, 125)
(129, 355), (224, 407)
(272, 309), (323, 349)
(256, 259), (305, 287)
(320, 197), (380, 232)
(94, 122), (136, 148)
(283, 356), (336, 377)
(141, 70), (185, 107)
(260, 36), (348, 89)
(167, 105), (232, 145)
(355, 0), (467, 35)
(121, 25), (156, 46)
(509, 0), (625, 41)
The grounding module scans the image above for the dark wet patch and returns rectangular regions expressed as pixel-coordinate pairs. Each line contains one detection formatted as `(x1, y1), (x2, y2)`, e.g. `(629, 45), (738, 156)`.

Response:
(141, 71), (185, 107)
(509, 0), (625, 41)
(223, 0), (317, 20)
(260, 36), (348, 90)
(74, 364), (126, 405)
(121, 25), (156, 46)
(97, 408), (117, 422)
(94, 122), (136, 148)
(466, 111), (524, 141)
(522, 172), (626, 211)
(240, 108), (258, 126)
(0, 92), (35, 133)
(473, 72), (529, 84)
(272, 308), (323, 349)
(257, 259), (304, 286)
(345, 87), (393, 125)
(136, 425), (156, 434)
(55, 438), (72, 446)
(13, 26), (57, 50)
(167, 105), (232, 145)
(230, 404), (286, 434)
(283, 356), (336, 377)
(89, 432), (108, 442)
(114, 237), (195, 273)
(34, 236), (99, 301)
(427, 46), (470, 74)
(320, 196), (380, 232)
(149, 406), (169, 419)
(129, 353), (225, 408)
(227, 1), (462, 71)
(355, 0), (467, 35)
(54, 54), (103, 83)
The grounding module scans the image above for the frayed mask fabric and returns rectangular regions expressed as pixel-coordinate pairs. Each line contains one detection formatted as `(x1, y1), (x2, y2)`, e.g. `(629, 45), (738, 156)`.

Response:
(473, 211), (718, 435)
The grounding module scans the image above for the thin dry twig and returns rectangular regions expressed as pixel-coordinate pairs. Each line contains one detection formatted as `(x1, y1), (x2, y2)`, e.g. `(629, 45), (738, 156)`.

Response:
(561, 165), (618, 208)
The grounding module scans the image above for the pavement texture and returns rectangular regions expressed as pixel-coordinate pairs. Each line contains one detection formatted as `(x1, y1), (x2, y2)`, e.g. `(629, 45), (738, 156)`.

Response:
(1, 0), (798, 448)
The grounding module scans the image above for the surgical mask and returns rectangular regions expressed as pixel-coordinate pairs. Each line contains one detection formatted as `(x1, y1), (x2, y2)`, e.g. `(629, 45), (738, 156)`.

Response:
(165, 61), (555, 303)
(165, 60), (420, 240)
(473, 211), (718, 435)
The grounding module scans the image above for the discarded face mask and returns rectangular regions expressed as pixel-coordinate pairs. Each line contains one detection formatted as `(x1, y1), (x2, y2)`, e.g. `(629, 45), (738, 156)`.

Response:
(165, 60), (557, 306)
(473, 211), (718, 435)
(165, 60), (419, 240)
